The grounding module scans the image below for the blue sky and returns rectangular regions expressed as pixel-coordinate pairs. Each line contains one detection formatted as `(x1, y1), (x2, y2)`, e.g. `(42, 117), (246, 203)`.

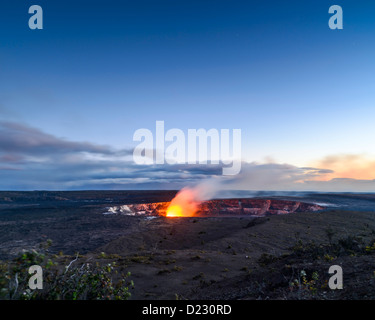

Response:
(1, 0), (375, 190)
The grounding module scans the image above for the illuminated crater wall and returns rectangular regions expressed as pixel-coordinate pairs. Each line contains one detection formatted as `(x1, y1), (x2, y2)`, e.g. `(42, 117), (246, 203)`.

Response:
(104, 199), (324, 217)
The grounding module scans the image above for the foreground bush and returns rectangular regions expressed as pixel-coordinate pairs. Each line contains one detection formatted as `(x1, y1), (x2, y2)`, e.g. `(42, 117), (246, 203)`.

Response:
(0, 243), (134, 300)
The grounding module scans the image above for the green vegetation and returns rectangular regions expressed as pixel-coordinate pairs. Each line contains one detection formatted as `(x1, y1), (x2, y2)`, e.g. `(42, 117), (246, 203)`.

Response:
(130, 255), (152, 264)
(245, 233), (375, 300)
(365, 242), (375, 253)
(289, 270), (320, 296)
(162, 258), (176, 265)
(173, 265), (183, 272)
(291, 235), (371, 259)
(0, 242), (134, 300)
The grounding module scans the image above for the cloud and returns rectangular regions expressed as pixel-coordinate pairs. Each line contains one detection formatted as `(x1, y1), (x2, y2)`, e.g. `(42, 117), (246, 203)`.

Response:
(0, 122), (222, 189)
(0, 154), (25, 163)
(1, 121), (375, 192)
(312, 154), (375, 181)
(0, 121), (125, 156)
(187, 162), (375, 197)
(0, 158), (221, 190)
(303, 178), (375, 192)
(218, 162), (331, 190)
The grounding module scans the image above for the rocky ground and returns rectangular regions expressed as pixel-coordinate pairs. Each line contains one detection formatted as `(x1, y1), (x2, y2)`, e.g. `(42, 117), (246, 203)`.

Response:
(1, 191), (375, 300)
(93, 210), (375, 300)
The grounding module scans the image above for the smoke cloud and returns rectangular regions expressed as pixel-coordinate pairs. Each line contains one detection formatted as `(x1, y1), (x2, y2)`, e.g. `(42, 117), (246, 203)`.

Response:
(180, 161), (375, 203)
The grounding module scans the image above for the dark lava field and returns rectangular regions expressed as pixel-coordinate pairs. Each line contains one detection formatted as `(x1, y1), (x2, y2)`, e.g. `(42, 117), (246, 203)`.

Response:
(1, 191), (375, 299)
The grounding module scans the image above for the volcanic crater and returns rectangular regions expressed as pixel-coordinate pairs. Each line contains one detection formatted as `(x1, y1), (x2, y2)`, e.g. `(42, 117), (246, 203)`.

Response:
(2, 191), (375, 300)
(104, 198), (324, 217)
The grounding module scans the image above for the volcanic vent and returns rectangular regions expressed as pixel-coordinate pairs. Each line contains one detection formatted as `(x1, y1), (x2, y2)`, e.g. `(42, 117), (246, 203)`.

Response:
(104, 198), (323, 217)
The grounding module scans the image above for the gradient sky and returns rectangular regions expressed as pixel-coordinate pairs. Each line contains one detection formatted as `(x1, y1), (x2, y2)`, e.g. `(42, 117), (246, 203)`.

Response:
(1, 0), (375, 190)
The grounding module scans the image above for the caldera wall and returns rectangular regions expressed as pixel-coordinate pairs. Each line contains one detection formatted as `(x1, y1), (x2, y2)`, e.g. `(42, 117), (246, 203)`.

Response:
(104, 198), (324, 217)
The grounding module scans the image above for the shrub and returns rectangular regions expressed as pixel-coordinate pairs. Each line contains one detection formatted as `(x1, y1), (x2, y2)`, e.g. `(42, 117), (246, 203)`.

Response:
(0, 243), (133, 300)
(289, 270), (319, 296)
(257, 253), (277, 266)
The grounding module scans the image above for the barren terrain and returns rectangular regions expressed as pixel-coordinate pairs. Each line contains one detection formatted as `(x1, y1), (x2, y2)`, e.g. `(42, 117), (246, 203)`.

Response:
(1, 191), (375, 299)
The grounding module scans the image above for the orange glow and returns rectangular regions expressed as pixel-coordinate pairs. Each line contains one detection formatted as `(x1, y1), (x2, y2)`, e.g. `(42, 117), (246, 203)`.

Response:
(165, 187), (200, 217)
(166, 205), (183, 217)
(312, 154), (375, 181)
